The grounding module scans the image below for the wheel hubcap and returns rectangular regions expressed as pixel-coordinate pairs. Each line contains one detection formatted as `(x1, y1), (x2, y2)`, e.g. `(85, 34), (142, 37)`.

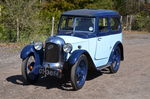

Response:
(76, 60), (87, 86)
(112, 49), (120, 70)
(26, 56), (35, 79)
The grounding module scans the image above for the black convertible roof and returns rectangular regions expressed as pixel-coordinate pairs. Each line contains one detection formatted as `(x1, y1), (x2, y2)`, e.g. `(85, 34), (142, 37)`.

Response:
(62, 9), (120, 17)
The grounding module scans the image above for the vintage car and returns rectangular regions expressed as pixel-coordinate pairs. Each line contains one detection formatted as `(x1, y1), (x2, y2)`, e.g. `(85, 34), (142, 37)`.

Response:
(20, 9), (124, 90)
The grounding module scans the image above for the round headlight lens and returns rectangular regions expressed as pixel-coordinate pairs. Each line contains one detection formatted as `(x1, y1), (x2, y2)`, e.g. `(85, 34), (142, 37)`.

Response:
(63, 43), (72, 53)
(34, 41), (43, 50)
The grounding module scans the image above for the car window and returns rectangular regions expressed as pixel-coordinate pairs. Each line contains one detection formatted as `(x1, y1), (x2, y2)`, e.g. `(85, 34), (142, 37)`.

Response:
(75, 17), (95, 32)
(99, 18), (109, 33)
(110, 17), (120, 31)
(59, 16), (95, 33)
(60, 16), (74, 30)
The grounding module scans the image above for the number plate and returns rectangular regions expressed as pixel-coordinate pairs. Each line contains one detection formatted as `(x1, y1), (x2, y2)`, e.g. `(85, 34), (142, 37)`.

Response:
(39, 67), (61, 78)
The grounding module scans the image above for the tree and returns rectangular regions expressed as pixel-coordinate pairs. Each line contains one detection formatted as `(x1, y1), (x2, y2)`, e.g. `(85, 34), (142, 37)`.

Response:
(0, 0), (43, 42)
(113, 0), (145, 15)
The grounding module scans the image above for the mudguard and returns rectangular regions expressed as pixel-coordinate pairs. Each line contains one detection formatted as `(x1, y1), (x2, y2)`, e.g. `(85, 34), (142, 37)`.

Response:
(115, 41), (124, 61)
(20, 44), (43, 66)
(68, 50), (89, 65)
(108, 41), (124, 65)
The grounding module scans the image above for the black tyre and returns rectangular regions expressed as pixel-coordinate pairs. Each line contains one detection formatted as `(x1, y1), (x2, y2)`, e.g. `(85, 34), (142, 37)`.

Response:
(21, 55), (39, 83)
(109, 47), (121, 73)
(70, 55), (88, 90)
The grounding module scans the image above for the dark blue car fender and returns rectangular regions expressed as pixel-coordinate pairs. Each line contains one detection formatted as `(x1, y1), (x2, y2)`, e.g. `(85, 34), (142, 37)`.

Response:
(68, 50), (88, 65)
(108, 41), (124, 65)
(68, 49), (95, 66)
(68, 50), (96, 71)
(20, 44), (43, 66)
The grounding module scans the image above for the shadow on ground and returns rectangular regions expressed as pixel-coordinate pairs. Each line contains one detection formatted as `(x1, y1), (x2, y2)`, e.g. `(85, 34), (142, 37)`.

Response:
(6, 70), (105, 91)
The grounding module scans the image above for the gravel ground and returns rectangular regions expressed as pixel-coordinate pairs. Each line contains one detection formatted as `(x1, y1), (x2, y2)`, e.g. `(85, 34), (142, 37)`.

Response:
(0, 33), (150, 99)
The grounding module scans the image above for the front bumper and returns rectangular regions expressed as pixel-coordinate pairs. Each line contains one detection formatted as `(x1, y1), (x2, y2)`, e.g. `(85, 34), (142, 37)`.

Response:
(38, 62), (64, 78)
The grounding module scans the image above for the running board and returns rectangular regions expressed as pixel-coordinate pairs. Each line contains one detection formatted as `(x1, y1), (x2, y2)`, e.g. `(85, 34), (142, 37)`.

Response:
(96, 62), (111, 71)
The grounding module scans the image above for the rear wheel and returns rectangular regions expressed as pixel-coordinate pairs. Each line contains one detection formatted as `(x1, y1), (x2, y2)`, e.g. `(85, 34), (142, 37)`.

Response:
(71, 55), (88, 90)
(21, 55), (39, 83)
(109, 47), (121, 73)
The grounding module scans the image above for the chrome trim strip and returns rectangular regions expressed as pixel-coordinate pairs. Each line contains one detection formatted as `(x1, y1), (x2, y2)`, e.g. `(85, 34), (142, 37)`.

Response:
(43, 62), (64, 70)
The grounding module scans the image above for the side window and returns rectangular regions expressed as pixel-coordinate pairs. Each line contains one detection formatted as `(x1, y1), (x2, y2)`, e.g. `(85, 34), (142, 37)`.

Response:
(110, 17), (120, 31)
(60, 16), (74, 30)
(99, 18), (109, 32)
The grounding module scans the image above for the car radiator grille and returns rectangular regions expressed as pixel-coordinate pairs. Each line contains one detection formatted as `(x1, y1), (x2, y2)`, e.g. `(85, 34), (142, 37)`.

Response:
(44, 42), (60, 62)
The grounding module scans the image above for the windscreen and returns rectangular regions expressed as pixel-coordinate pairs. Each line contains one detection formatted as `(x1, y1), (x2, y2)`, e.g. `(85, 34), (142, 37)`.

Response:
(60, 16), (95, 33)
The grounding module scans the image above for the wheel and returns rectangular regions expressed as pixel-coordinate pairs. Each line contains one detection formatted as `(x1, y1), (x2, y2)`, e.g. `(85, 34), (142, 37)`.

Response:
(70, 55), (88, 90)
(21, 55), (39, 83)
(109, 47), (121, 73)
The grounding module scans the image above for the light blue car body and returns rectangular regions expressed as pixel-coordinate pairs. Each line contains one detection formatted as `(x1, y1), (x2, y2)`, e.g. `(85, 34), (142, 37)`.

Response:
(58, 33), (122, 67)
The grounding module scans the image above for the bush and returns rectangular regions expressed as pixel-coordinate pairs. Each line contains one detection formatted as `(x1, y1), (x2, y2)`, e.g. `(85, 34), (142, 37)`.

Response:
(0, 25), (17, 42)
(145, 17), (150, 32)
(132, 11), (150, 32)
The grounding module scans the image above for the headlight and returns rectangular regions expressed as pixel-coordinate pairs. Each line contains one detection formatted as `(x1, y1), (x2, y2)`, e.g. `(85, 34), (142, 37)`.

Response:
(34, 41), (43, 50)
(63, 43), (72, 53)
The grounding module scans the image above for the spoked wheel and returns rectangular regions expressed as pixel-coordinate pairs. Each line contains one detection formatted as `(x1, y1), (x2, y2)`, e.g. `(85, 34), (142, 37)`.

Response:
(71, 55), (88, 90)
(109, 47), (121, 73)
(21, 55), (39, 83)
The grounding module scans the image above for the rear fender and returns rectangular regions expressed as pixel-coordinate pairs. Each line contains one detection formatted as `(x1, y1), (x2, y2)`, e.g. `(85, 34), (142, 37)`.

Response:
(108, 41), (124, 65)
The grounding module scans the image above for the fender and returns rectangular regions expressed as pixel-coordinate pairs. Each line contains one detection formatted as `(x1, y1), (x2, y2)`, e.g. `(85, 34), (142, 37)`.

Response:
(108, 41), (124, 65)
(20, 44), (43, 66)
(116, 41), (124, 61)
(68, 50), (90, 65)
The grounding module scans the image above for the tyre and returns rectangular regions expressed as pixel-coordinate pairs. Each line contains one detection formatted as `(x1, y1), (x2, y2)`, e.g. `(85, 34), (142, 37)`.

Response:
(70, 55), (88, 90)
(21, 55), (39, 83)
(109, 47), (121, 73)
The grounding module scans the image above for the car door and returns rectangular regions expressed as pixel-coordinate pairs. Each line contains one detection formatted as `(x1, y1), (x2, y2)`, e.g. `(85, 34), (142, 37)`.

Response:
(95, 17), (111, 62)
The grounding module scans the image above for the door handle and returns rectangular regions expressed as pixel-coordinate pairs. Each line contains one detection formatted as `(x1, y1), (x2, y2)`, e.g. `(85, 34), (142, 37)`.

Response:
(98, 38), (102, 41)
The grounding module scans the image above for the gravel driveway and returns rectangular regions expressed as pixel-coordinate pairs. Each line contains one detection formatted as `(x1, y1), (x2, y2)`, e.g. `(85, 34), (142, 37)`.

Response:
(0, 33), (150, 99)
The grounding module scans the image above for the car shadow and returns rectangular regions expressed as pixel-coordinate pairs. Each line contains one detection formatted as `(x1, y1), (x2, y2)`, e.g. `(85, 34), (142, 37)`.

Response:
(6, 75), (71, 90)
(6, 70), (106, 91)
(86, 70), (103, 80)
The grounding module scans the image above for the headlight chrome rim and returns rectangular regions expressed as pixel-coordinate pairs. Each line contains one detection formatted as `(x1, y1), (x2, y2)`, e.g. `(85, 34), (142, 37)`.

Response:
(63, 43), (72, 53)
(34, 41), (43, 51)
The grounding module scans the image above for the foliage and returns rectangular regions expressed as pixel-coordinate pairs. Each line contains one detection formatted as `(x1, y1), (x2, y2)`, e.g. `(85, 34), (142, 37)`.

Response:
(0, 0), (46, 42)
(132, 11), (150, 32)
(0, 0), (150, 43)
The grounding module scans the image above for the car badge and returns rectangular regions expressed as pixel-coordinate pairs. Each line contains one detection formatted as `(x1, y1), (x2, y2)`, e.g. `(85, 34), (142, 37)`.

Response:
(48, 45), (54, 50)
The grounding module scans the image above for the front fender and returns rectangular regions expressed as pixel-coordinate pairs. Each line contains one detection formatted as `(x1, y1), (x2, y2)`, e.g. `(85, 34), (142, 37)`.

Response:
(20, 44), (43, 65)
(68, 50), (88, 65)
(20, 44), (34, 59)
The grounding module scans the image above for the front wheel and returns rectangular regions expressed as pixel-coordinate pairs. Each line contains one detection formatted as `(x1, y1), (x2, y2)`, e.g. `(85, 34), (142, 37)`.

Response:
(109, 47), (121, 73)
(70, 55), (88, 90)
(21, 55), (39, 83)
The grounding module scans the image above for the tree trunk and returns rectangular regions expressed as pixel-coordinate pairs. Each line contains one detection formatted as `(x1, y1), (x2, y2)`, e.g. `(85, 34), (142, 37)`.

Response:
(0, 7), (1, 16)
(126, 15), (129, 30)
(16, 18), (20, 42)
(40, 0), (42, 3)
(120, 16), (123, 23)
(51, 17), (55, 36)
